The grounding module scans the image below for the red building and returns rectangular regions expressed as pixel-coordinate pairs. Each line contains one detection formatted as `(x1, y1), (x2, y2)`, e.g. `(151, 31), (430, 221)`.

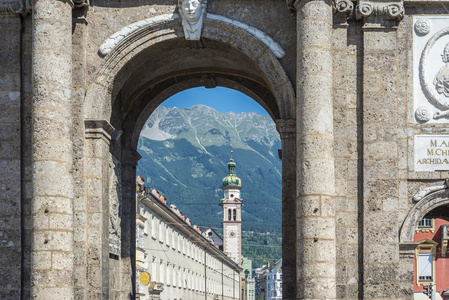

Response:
(414, 218), (449, 299)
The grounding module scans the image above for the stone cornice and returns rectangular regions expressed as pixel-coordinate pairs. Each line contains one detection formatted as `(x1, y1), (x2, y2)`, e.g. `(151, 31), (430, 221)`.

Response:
(0, 0), (31, 15)
(356, 0), (404, 25)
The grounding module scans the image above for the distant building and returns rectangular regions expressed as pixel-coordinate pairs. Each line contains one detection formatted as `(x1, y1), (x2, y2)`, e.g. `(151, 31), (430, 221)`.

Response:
(135, 176), (241, 300)
(221, 153), (244, 266)
(242, 257), (255, 300)
(254, 266), (266, 299)
(413, 217), (449, 299)
(266, 260), (282, 300)
(253, 259), (282, 300)
(202, 227), (224, 250)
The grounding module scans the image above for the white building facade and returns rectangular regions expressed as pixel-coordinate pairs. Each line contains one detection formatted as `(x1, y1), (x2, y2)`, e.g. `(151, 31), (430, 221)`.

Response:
(136, 180), (241, 300)
(266, 260), (282, 300)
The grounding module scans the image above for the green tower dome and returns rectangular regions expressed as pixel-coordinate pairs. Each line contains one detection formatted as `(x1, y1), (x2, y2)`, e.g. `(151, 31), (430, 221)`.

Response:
(222, 153), (241, 188)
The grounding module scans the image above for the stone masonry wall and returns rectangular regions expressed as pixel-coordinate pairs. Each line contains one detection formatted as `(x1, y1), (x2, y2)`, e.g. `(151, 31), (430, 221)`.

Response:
(2, 0), (449, 299)
(333, 17), (363, 299)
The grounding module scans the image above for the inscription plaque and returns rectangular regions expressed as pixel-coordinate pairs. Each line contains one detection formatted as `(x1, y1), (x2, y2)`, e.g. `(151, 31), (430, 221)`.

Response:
(415, 135), (449, 171)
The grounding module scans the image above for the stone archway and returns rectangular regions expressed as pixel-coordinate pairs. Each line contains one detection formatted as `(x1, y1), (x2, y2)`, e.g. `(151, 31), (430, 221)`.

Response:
(400, 187), (449, 244)
(398, 186), (449, 298)
(82, 17), (296, 299)
(84, 17), (295, 121)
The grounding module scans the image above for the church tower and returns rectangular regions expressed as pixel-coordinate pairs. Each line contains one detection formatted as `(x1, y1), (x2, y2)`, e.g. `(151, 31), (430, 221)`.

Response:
(221, 151), (243, 266)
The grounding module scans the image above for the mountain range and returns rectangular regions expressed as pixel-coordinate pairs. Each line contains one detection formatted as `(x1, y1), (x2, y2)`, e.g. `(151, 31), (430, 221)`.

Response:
(136, 104), (282, 234)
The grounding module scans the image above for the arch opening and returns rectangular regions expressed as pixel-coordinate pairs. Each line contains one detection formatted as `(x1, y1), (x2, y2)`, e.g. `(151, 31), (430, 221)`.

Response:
(134, 86), (283, 299)
(82, 20), (296, 299)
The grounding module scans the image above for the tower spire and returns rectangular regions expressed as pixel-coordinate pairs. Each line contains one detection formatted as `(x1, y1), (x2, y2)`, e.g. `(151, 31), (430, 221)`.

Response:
(228, 150), (236, 176)
(220, 153), (243, 266)
(223, 150), (240, 187)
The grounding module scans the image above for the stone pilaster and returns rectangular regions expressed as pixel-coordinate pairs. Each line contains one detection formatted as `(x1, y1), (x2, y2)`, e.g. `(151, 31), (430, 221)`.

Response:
(358, 2), (402, 298)
(118, 149), (141, 297)
(30, 0), (74, 298)
(293, 0), (337, 298)
(276, 120), (296, 300)
(332, 3), (361, 298)
(277, 119), (297, 300)
(398, 243), (417, 299)
(83, 120), (115, 299)
(0, 9), (22, 299)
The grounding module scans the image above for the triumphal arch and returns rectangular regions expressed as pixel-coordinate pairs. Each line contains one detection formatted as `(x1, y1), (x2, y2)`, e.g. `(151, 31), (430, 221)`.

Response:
(1, 0), (449, 298)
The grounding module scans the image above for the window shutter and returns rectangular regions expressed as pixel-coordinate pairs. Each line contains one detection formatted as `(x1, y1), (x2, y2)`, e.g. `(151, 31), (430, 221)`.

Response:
(419, 253), (432, 280)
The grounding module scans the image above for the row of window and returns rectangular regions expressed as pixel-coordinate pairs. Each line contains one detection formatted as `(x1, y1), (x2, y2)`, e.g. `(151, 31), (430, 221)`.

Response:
(137, 210), (239, 293)
(148, 260), (238, 296)
(137, 215), (211, 264)
(267, 274), (282, 281)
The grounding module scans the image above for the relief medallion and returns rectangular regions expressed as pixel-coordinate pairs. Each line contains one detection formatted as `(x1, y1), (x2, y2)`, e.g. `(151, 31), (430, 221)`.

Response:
(414, 17), (449, 123)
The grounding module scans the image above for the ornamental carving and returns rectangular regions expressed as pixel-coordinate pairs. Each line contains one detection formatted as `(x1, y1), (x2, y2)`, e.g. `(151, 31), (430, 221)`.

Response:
(356, 1), (404, 21)
(434, 42), (449, 98)
(109, 156), (122, 256)
(414, 17), (449, 122)
(415, 106), (432, 123)
(0, 0), (31, 15)
(415, 18), (431, 36)
(178, 0), (207, 41)
(333, 0), (353, 18)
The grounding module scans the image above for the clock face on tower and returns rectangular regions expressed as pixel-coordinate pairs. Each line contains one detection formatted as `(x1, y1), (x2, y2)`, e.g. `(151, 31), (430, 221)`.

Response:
(229, 230), (236, 237)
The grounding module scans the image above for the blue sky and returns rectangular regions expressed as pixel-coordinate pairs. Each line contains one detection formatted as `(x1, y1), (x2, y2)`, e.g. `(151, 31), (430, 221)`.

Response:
(162, 87), (269, 116)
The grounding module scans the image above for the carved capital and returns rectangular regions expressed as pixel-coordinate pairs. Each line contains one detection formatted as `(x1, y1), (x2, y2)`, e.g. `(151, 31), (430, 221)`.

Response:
(0, 0), (88, 15)
(0, 0), (31, 15)
(356, 1), (404, 26)
(85, 119), (115, 143)
(276, 119), (296, 139)
(333, 0), (353, 18)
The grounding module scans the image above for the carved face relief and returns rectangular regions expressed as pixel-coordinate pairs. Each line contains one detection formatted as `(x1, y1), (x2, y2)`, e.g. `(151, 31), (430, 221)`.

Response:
(434, 43), (449, 98)
(178, 0), (206, 40)
(442, 43), (449, 64)
(181, 0), (203, 22)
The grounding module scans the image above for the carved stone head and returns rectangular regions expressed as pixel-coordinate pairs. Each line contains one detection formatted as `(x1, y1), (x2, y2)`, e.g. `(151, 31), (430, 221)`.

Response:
(178, 0), (207, 40)
(178, 0), (206, 23)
